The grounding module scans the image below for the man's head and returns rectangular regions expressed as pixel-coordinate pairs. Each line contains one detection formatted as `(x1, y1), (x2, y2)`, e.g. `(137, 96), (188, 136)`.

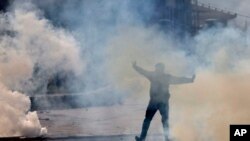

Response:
(155, 63), (165, 73)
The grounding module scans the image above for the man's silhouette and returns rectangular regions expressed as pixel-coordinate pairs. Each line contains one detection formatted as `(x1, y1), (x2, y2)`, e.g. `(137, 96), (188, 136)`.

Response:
(133, 62), (195, 141)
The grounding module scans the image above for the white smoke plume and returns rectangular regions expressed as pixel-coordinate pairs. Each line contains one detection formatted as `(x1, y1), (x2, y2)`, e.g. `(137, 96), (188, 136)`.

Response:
(0, 83), (47, 136)
(1, 0), (250, 140)
(31, 0), (250, 140)
(0, 1), (84, 137)
(104, 25), (250, 141)
(169, 27), (250, 141)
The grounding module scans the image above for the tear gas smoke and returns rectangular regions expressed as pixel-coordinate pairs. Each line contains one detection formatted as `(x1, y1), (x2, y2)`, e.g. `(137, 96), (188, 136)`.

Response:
(0, 83), (47, 136)
(1, 0), (250, 140)
(104, 25), (250, 141)
(0, 1), (83, 137)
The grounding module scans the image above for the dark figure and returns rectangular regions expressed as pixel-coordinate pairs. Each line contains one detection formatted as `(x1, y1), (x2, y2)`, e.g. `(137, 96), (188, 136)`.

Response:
(133, 62), (195, 141)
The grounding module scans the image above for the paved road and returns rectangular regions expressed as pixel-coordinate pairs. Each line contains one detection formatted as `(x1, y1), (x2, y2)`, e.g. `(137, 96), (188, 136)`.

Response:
(0, 98), (170, 141)
(38, 101), (165, 139)
(0, 134), (165, 141)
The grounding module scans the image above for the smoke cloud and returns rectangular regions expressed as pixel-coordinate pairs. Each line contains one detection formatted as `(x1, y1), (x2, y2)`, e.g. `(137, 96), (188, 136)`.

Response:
(103, 25), (250, 141)
(0, 82), (47, 136)
(169, 26), (250, 141)
(0, 0), (84, 137)
(1, 0), (250, 140)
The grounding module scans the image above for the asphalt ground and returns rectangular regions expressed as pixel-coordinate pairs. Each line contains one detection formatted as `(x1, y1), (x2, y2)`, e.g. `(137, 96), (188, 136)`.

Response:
(0, 134), (166, 141)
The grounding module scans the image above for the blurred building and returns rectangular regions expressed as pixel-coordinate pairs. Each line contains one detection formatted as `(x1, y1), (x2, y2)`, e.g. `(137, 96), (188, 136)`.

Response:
(151, 0), (237, 34)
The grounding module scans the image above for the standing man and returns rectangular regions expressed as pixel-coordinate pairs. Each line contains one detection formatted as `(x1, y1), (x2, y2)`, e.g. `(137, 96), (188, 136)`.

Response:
(133, 62), (195, 141)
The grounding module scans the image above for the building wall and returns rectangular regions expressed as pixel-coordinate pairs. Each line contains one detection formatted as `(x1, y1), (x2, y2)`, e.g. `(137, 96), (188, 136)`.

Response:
(151, 0), (236, 34)
(150, 0), (193, 34)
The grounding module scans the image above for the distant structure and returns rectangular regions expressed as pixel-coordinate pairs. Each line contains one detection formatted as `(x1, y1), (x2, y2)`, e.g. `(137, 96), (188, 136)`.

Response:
(191, 0), (237, 33)
(150, 0), (237, 34)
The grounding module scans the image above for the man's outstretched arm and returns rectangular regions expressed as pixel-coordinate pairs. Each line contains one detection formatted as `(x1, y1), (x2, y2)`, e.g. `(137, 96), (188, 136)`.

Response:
(132, 61), (152, 79)
(169, 74), (195, 85)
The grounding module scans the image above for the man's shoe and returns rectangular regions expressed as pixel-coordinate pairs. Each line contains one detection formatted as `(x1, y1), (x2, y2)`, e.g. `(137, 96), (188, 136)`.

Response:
(135, 136), (145, 141)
